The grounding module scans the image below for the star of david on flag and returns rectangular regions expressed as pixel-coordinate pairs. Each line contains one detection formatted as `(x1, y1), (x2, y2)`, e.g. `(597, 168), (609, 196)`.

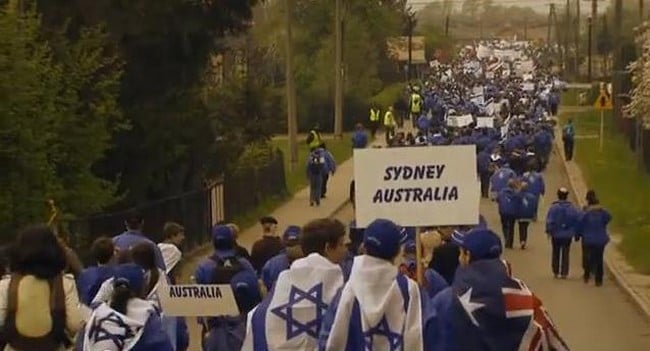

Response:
(87, 311), (137, 350)
(363, 315), (404, 351)
(270, 283), (328, 339)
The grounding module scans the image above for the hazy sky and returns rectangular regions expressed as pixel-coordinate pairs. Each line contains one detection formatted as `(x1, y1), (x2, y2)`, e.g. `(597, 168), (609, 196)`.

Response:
(407, 0), (605, 13)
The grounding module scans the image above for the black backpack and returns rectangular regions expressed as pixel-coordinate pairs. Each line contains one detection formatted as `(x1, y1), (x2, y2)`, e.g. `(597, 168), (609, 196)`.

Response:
(209, 255), (245, 284)
(308, 152), (324, 175)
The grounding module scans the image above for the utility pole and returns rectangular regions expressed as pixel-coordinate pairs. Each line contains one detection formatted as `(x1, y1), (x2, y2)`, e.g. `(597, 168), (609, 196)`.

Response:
(445, 15), (450, 37)
(407, 14), (413, 82)
(284, 0), (298, 171)
(524, 17), (528, 41)
(334, 0), (343, 137)
(564, 0), (571, 74)
(548, 4), (553, 45)
(575, 0), (581, 75)
(641, 0), (645, 21)
(613, 0), (623, 116)
(587, 16), (594, 83)
(591, 0), (598, 76)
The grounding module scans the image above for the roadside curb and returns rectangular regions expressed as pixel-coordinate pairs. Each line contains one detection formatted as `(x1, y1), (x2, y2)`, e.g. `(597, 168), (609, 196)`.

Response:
(553, 128), (650, 322)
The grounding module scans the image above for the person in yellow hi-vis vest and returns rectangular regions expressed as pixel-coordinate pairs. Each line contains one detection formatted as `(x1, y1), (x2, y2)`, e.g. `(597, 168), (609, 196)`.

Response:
(410, 87), (423, 129)
(383, 106), (397, 145)
(306, 125), (323, 150)
(369, 105), (381, 138)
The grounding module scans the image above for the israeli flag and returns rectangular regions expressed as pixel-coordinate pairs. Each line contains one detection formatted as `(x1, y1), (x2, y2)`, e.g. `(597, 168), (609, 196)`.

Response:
(242, 253), (344, 351)
(83, 299), (156, 351)
(319, 255), (424, 351)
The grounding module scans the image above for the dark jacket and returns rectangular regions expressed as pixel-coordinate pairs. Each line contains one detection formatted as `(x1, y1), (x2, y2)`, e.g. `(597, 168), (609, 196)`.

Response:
(576, 205), (612, 246)
(250, 236), (284, 273)
(428, 240), (460, 285)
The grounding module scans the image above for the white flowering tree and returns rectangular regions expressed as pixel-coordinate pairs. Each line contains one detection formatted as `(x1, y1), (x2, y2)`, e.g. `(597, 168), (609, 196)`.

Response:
(630, 22), (650, 129)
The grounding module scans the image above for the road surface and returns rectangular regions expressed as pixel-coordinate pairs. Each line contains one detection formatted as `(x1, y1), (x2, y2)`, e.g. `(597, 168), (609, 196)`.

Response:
(183, 150), (650, 350)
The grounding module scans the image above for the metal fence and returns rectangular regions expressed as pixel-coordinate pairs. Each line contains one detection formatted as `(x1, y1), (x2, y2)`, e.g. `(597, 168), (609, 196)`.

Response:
(68, 150), (287, 264)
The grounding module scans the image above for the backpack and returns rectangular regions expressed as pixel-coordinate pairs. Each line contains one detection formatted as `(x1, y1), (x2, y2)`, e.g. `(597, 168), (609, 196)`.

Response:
(308, 152), (325, 175)
(208, 255), (250, 315)
(209, 255), (245, 285)
(1, 274), (70, 351)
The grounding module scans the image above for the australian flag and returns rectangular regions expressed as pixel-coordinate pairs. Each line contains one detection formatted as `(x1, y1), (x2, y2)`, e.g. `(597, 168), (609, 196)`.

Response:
(449, 259), (569, 351)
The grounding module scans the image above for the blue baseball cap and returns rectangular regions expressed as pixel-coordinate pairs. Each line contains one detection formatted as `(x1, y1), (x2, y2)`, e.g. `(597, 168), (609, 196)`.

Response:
(364, 219), (403, 260)
(283, 225), (301, 242)
(112, 263), (145, 294)
(452, 228), (502, 260)
(403, 240), (417, 254)
(211, 224), (234, 250)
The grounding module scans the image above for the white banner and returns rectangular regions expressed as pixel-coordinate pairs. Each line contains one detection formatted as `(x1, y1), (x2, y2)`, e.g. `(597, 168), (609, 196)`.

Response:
(447, 114), (474, 127)
(159, 284), (239, 317)
(476, 117), (494, 128)
(353, 146), (480, 227)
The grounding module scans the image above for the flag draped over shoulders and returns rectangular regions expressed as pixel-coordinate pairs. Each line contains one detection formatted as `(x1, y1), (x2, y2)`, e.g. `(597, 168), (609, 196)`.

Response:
(442, 259), (569, 351)
(319, 255), (425, 351)
(242, 253), (344, 351)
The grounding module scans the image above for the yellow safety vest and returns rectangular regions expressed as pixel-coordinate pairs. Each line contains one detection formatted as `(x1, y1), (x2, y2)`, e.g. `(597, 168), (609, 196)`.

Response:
(411, 93), (422, 113)
(384, 111), (396, 127)
(369, 108), (380, 122)
(308, 130), (322, 149)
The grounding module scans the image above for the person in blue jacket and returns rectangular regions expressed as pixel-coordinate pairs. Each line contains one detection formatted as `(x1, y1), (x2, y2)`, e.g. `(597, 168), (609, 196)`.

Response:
(545, 187), (581, 279)
(351, 123), (368, 149)
(77, 263), (173, 351)
(260, 225), (303, 291)
(517, 182), (539, 250)
(520, 161), (545, 221)
(489, 163), (516, 200)
(497, 179), (521, 249)
(477, 146), (492, 198)
(576, 190), (612, 286)
(113, 210), (166, 271)
(319, 143), (337, 199)
(77, 237), (115, 306)
(195, 225), (262, 351)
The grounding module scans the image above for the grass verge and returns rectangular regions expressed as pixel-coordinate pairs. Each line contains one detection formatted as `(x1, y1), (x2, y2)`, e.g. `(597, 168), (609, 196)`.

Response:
(272, 133), (354, 194)
(559, 109), (650, 273)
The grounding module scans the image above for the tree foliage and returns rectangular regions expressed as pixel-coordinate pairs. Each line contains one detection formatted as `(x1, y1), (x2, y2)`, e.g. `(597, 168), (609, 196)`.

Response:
(0, 2), (123, 234)
(252, 0), (408, 131)
(34, 0), (262, 206)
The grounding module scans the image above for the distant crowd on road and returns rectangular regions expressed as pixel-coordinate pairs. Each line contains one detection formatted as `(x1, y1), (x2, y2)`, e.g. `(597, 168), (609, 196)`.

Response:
(0, 40), (613, 351)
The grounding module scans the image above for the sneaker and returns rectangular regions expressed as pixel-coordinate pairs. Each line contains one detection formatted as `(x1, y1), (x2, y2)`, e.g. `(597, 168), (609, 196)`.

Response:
(583, 274), (590, 283)
(560, 275), (567, 279)
(595, 281), (603, 287)
(520, 242), (526, 250)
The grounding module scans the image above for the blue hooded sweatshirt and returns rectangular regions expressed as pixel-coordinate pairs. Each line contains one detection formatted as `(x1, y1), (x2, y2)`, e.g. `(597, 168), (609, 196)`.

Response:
(521, 171), (545, 197)
(490, 166), (515, 194)
(576, 206), (612, 246)
(497, 188), (521, 217)
(545, 200), (581, 239)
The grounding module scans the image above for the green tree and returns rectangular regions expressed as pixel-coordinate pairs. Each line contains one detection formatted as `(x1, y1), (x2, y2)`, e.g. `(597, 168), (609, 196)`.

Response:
(0, 3), (123, 235)
(35, 0), (261, 204)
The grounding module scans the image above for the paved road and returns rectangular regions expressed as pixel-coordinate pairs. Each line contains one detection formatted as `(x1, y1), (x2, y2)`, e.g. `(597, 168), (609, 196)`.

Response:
(183, 149), (650, 350)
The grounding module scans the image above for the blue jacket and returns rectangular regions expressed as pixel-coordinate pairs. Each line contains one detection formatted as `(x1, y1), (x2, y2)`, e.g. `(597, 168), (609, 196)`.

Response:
(352, 131), (368, 149)
(521, 171), (545, 197)
(490, 167), (515, 194)
(576, 206), (612, 246)
(518, 191), (539, 220)
(77, 265), (113, 306)
(497, 188), (520, 217)
(477, 150), (491, 175)
(261, 252), (290, 291)
(545, 201), (581, 239)
(418, 115), (432, 131)
(113, 231), (166, 271)
(195, 252), (261, 351)
(533, 130), (553, 155)
(424, 269), (449, 299)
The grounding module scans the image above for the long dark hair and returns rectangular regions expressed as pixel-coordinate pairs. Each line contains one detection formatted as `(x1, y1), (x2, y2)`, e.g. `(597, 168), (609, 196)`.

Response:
(110, 278), (135, 314)
(131, 243), (159, 296)
(10, 225), (66, 279)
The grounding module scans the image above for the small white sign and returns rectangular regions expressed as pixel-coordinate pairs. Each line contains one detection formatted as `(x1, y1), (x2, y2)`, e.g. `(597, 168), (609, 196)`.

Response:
(159, 284), (240, 317)
(476, 117), (494, 128)
(353, 146), (480, 227)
